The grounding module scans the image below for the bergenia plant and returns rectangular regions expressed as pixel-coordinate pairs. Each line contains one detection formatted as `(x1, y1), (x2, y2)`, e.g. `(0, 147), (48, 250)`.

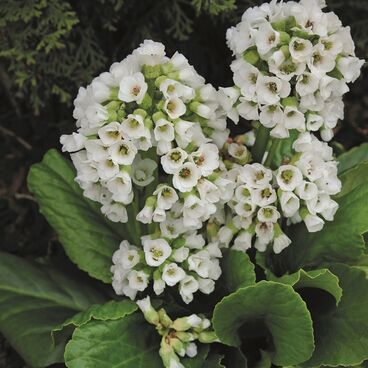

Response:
(0, 0), (367, 367)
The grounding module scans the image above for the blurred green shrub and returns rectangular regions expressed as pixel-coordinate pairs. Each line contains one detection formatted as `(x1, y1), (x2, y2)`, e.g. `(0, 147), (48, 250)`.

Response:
(0, 0), (366, 114)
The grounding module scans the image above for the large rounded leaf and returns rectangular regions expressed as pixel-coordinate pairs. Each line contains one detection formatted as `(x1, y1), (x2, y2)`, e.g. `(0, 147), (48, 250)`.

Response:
(303, 265), (368, 367)
(213, 281), (314, 367)
(337, 143), (368, 174)
(28, 149), (128, 283)
(64, 314), (162, 368)
(0, 252), (106, 367)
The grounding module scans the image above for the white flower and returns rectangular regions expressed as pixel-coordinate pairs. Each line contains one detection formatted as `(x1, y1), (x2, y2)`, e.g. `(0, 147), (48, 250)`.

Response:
(320, 198), (338, 221)
(172, 247), (190, 263)
(283, 106), (305, 131)
(179, 275), (199, 304)
(121, 114), (147, 139)
(107, 171), (133, 203)
(303, 213), (325, 232)
(134, 39), (166, 65)
(306, 113), (324, 131)
(98, 122), (122, 146)
(154, 119), (175, 142)
(251, 185), (277, 207)
(254, 22), (280, 56)
(97, 158), (120, 180)
(132, 155), (157, 187)
(319, 76), (349, 100)
(239, 163), (273, 188)
(234, 200), (256, 218)
(137, 204), (154, 224)
(143, 238), (172, 267)
(189, 143), (219, 176)
(183, 195), (209, 228)
(276, 165), (304, 191)
(295, 181), (319, 201)
(153, 277), (165, 296)
(188, 251), (213, 278)
(172, 162), (201, 192)
(161, 148), (188, 174)
(257, 206), (280, 223)
(237, 99), (259, 120)
(198, 278), (215, 295)
(101, 202), (128, 222)
(226, 21), (253, 55)
(164, 97), (186, 119)
(256, 75), (290, 105)
(231, 60), (259, 100)
(154, 185), (178, 210)
(255, 222), (274, 245)
(234, 184), (252, 202)
(60, 133), (86, 152)
(228, 143), (250, 163)
(295, 73), (320, 97)
(127, 270), (149, 292)
(118, 72), (148, 103)
(233, 230), (253, 252)
(184, 232), (206, 249)
(197, 179), (220, 203)
(307, 44), (336, 77)
(273, 232), (291, 254)
(289, 37), (313, 63)
(259, 104), (283, 128)
(337, 56), (364, 83)
(162, 263), (186, 286)
(152, 207), (166, 223)
(280, 191), (300, 218)
(108, 140), (138, 165)
(159, 78), (194, 100)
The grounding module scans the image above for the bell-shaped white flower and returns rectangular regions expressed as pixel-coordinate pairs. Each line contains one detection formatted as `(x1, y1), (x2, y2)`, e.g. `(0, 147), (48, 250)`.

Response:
(154, 119), (175, 142)
(198, 278), (215, 295)
(179, 275), (199, 304)
(189, 143), (219, 177)
(273, 230), (291, 254)
(107, 171), (133, 203)
(233, 230), (253, 252)
(276, 165), (304, 191)
(85, 139), (109, 162)
(98, 122), (122, 146)
(256, 75), (291, 105)
(162, 263), (186, 286)
(280, 191), (300, 218)
(127, 270), (149, 292)
(295, 73), (320, 97)
(283, 106), (305, 131)
(251, 185), (277, 207)
(289, 37), (313, 63)
(295, 180), (318, 201)
(172, 247), (190, 263)
(239, 163), (273, 189)
(132, 155), (157, 187)
(173, 162), (201, 192)
(259, 104), (283, 128)
(307, 44), (336, 77)
(143, 238), (172, 267)
(118, 72), (148, 103)
(161, 147), (188, 174)
(337, 56), (364, 83)
(303, 213), (325, 232)
(254, 22), (280, 55)
(159, 78), (195, 101)
(101, 202), (128, 222)
(306, 113), (324, 131)
(234, 184), (252, 202)
(60, 133), (86, 152)
(234, 200), (256, 218)
(237, 99), (259, 120)
(97, 158), (120, 180)
(134, 39), (166, 66)
(154, 185), (178, 210)
(257, 206), (280, 223)
(255, 222), (274, 245)
(231, 60), (259, 100)
(164, 97), (186, 119)
(108, 140), (137, 165)
(121, 113), (147, 139)
(184, 232), (206, 250)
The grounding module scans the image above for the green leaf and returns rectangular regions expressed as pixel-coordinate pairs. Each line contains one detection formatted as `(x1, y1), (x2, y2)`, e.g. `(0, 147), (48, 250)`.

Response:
(269, 130), (298, 168)
(0, 251), (106, 367)
(53, 300), (137, 341)
(268, 268), (342, 306)
(213, 281), (314, 366)
(64, 313), (162, 368)
(203, 353), (225, 368)
(28, 149), (127, 283)
(337, 142), (368, 174)
(336, 161), (368, 198)
(221, 249), (255, 293)
(303, 265), (368, 367)
(272, 164), (368, 273)
(182, 345), (210, 368)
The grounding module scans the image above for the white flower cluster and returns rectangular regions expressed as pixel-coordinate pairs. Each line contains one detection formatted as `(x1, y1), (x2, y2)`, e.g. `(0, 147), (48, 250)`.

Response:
(137, 296), (218, 368)
(224, 0), (364, 140)
(60, 39), (229, 223)
(111, 233), (222, 303)
(216, 131), (341, 254)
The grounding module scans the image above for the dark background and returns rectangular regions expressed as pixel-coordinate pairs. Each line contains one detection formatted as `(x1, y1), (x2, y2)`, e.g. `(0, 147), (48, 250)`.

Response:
(0, 0), (367, 366)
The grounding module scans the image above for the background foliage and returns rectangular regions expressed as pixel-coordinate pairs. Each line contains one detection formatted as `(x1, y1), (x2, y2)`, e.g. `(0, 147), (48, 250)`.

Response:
(0, 0), (367, 365)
